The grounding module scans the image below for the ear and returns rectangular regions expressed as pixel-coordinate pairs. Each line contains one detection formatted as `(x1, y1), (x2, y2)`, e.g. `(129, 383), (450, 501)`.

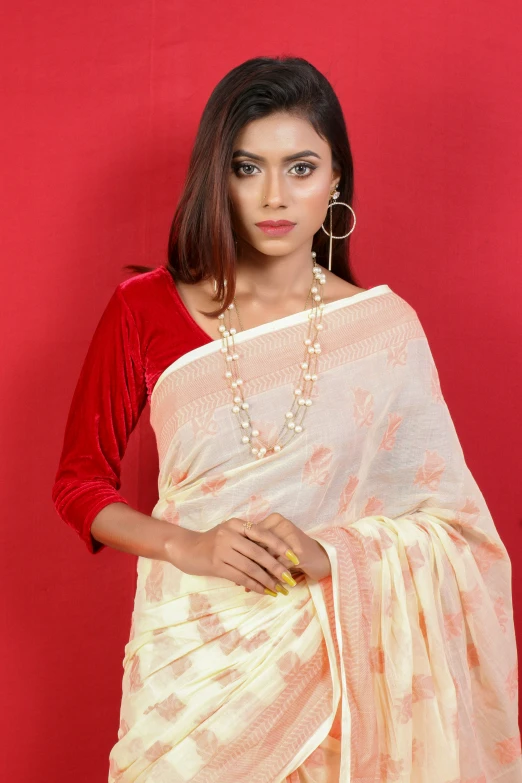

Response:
(330, 172), (341, 192)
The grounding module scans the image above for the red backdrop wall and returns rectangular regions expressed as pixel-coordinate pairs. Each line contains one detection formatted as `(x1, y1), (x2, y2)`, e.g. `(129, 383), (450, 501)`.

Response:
(1, 2), (520, 779)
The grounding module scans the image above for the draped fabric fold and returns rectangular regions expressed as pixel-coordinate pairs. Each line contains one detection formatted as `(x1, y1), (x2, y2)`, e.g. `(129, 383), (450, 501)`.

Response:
(108, 285), (520, 782)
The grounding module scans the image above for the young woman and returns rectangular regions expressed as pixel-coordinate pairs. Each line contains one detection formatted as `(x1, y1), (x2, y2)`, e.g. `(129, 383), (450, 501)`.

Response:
(52, 56), (520, 782)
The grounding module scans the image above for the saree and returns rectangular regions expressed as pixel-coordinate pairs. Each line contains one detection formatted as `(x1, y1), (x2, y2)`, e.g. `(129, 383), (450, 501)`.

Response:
(108, 284), (520, 782)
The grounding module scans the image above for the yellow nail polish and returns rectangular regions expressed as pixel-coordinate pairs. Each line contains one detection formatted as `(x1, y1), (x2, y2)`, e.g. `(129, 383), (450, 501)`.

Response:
(264, 587), (278, 597)
(285, 549), (300, 566)
(275, 583), (289, 596)
(281, 571), (297, 587)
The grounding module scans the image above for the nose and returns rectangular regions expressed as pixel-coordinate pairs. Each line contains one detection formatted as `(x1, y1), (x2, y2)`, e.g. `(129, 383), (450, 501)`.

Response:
(262, 169), (286, 208)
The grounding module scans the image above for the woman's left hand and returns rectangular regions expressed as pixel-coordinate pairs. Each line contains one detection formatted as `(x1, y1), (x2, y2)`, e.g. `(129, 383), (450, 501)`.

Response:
(243, 512), (331, 582)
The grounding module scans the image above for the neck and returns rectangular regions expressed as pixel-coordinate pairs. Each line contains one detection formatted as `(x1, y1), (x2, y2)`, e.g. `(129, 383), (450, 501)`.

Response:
(233, 243), (316, 305)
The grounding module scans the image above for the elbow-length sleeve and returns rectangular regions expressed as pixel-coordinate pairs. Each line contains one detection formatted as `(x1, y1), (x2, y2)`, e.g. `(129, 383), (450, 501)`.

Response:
(51, 285), (148, 554)
(308, 315), (521, 782)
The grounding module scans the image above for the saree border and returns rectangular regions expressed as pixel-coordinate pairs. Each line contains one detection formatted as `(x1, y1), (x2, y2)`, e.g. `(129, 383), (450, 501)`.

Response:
(150, 284), (393, 403)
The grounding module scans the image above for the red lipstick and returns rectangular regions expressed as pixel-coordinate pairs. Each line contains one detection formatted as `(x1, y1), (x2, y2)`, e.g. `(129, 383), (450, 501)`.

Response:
(255, 220), (296, 236)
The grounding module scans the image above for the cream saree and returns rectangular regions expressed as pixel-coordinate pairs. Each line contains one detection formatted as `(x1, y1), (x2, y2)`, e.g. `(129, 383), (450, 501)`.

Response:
(108, 284), (520, 782)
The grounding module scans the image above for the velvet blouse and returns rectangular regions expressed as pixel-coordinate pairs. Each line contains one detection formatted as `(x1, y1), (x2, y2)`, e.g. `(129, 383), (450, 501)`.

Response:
(51, 265), (214, 554)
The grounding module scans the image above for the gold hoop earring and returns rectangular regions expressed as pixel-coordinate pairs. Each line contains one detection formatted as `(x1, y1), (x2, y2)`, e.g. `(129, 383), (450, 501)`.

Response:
(321, 188), (356, 272)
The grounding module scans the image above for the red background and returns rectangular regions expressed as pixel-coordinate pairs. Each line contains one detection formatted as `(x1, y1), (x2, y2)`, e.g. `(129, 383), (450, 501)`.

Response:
(1, 2), (520, 780)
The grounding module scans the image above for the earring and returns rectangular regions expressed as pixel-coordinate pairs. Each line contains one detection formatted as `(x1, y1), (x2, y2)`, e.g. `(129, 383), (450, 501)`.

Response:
(321, 187), (356, 272)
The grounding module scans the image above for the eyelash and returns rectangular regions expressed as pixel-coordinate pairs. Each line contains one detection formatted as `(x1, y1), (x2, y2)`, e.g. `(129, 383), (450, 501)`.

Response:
(232, 162), (317, 178)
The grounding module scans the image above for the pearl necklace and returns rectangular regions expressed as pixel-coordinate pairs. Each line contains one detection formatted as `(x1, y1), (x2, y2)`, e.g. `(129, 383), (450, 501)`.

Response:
(217, 251), (326, 459)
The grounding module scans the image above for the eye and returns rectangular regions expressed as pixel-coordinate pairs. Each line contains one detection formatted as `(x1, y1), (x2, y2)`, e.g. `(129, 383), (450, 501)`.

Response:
(232, 162), (261, 177)
(290, 163), (316, 177)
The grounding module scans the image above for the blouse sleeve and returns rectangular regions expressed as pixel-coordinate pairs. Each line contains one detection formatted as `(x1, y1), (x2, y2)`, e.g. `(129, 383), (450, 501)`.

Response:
(51, 285), (148, 554)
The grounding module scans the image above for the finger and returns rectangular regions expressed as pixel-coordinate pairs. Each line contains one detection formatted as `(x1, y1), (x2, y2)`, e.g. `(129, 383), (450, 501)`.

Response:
(232, 537), (297, 588)
(241, 524), (301, 568)
(225, 549), (290, 593)
(218, 563), (277, 596)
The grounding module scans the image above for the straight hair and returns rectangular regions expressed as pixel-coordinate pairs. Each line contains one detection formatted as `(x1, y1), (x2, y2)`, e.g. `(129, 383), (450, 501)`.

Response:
(124, 55), (359, 317)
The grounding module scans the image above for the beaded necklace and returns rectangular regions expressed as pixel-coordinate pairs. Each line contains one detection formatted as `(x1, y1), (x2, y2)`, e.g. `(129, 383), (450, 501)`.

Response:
(217, 251), (326, 459)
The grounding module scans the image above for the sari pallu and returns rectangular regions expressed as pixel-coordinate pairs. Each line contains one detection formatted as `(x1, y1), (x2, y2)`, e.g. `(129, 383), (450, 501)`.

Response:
(108, 284), (521, 783)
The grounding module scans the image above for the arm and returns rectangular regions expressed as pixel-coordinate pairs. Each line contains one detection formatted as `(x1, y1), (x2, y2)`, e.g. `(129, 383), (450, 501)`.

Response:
(90, 501), (193, 563)
(52, 285), (148, 554)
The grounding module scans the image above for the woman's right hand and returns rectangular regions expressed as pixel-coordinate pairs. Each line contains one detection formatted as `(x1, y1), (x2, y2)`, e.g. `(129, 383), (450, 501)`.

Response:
(164, 518), (300, 597)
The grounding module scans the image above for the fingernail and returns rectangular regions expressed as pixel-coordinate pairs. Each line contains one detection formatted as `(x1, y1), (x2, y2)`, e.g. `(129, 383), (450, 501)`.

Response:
(281, 571), (297, 587)
(264, 587), (278, 597)
(285, 549), (300, 565)
(275, 583), (289, 596)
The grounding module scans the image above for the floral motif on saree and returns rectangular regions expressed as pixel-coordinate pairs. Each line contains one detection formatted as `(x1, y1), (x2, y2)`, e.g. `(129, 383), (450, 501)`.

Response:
(108, 284), (520, 782)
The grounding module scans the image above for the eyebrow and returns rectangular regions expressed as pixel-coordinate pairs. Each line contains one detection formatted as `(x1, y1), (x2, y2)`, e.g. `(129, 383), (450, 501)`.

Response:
(232, 149), (321, 162)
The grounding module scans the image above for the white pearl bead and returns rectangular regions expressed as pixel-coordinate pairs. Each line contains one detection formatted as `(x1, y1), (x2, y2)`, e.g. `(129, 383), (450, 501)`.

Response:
(225, 371), (232, 378)
(315, 347), (322, 354)
(228, 303), (234, 309)
(218, 325), (226, 333)
(259, 447), (266, 455)
(226, 355), (233, 362)
(236, 378), (243, 385)
(232, 405), (240, 413)
(301, 362), (308, 369)
(232, 353), (238, 360)
(218, 313), (224, 319)
(251, 448), (258, 455)
(287, 421), (295, 429)
(241, 436), (249, 444)
(311, 286), (318, 294)
(314, 342), (320, 349)
(295, 425), (303, 433)
(294, 388), (302, 395)
(305, 399), (312, 406)
(316, 323), (323, 331)
(285, 412), (293, 419)
(274, 444), (281, 452)
(311, 251), (316, 258)
(230, 328), (236, 334)
(314, 295), (321, 302)
(308, 346), (315, 354)
(311, 374), (317, 381)
(234, 396), (241, 403)
(220, 346), (228, 354)
(241, 421), (249, 429)
(223, 331), (230, 337)
(304, 338), (312, 346)
(231, 381), (237, 388)
(251, 429), (259, 437)
(298, 398), (305, 405)
(241, 402), (249, 410)
(304, 374), (311, 381)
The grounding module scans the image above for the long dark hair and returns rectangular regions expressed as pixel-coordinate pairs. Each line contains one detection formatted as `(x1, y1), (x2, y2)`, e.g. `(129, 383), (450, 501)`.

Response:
(124, 55), (359, 317)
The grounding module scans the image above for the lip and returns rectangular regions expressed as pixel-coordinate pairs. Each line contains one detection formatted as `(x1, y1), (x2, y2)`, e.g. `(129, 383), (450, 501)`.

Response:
(255, 220), (296, 236)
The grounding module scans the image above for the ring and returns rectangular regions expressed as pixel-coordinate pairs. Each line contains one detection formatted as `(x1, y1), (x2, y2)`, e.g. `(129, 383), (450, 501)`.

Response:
(242, 519), (255, 532)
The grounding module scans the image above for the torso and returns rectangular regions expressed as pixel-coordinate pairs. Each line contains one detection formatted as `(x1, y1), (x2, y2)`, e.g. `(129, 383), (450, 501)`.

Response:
(175, 270), (366, 341)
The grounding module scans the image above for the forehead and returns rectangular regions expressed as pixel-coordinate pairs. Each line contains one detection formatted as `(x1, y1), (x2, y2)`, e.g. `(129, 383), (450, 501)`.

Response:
(233, 112), (330, 158)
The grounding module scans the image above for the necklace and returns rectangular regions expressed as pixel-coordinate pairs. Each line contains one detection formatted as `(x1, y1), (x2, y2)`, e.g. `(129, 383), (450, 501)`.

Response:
(217, 251), (326, 459)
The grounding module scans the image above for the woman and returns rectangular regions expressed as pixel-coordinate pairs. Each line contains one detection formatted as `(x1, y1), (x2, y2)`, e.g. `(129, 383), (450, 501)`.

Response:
(52, 56), (520, 782)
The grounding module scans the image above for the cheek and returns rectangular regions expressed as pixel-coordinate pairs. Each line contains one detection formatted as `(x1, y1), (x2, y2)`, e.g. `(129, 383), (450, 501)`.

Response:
(297, 181), (330, 218)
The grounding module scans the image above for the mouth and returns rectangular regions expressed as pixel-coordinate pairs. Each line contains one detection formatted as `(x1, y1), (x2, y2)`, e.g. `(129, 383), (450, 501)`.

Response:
(255, 220), (296, 236)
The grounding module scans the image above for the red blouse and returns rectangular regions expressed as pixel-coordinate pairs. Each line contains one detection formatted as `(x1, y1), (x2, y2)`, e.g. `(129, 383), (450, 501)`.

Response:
(51, 265), (214, 555)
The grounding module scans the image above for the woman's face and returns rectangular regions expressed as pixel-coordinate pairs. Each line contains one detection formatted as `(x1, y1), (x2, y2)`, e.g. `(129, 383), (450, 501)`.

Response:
(228, 112), (340, 257)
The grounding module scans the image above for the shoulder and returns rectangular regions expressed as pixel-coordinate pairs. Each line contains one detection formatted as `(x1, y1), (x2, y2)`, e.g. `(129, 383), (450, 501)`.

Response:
(114, 265), (173, 316)
(118, 265), (169, 298)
